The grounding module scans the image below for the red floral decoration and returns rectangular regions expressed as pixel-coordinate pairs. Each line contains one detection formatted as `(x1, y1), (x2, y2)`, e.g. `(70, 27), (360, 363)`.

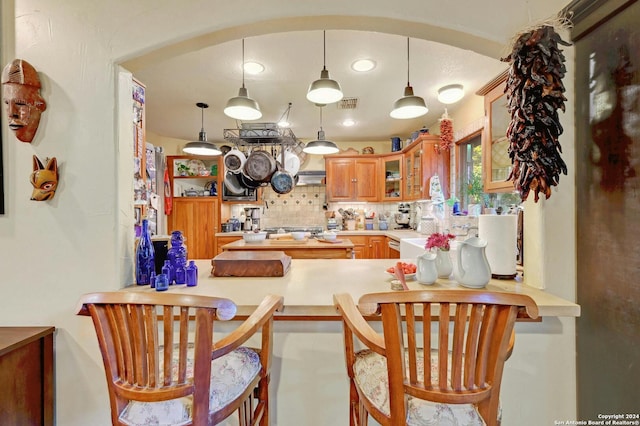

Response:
(425, 232), (456, 251)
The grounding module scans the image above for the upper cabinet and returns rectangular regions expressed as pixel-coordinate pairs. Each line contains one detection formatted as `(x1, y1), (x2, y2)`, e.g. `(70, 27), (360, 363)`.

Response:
(478, 70), (514, 192)
(381, 154), (403, 201)
(403, 134), (450, 201)
(325, 156), (379, 202)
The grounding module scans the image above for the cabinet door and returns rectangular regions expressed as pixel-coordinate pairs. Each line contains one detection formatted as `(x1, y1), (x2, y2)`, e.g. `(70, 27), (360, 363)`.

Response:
(354, 158), (379, 201)
(381, 154), (403, 201)
(404, 144), (423, 200)
(421, 136), (451, 200)
(326, 158), (355, 201)
(168, 198), (218, 259)
(368, 236), (386, 259)
(214, 235), (242, 255)
(347, 236), (368, 259)
(478, 72), (513, 192)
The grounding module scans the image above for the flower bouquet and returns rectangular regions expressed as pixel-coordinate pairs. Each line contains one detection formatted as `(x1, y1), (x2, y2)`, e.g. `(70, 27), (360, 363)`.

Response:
(425, 232), (456, 251)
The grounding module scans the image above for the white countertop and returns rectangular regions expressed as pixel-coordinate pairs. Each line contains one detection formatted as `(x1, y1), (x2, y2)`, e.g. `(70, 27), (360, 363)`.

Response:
(125, 258), (580, 319)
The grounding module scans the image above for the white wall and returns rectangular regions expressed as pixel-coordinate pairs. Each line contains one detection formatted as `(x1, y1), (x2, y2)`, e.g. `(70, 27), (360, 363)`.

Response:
(0, 1), (575, 424)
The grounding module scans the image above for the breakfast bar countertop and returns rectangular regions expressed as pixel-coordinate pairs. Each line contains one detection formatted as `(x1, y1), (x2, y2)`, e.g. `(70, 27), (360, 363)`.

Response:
(125, 258), (580, 319)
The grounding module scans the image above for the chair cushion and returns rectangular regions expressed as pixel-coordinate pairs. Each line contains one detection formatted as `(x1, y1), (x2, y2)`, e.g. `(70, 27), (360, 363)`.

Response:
(353, 349), (486, 426)
(118, 346), (261, 426)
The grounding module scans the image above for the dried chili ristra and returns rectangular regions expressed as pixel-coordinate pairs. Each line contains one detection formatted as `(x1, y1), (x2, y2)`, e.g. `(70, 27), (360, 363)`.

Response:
(502, 25), (570, 202)
(439, 111), (454, 150)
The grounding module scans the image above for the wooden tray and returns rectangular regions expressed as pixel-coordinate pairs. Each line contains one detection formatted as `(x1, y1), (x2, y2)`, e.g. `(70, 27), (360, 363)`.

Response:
(316, 238), (343, 244)
(211, 251), (291, 277)
(269, 238), (309, 244)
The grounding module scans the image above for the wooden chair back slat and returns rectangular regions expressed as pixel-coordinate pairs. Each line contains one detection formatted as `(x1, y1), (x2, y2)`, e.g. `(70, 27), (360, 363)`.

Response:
(77, 291), (283, 425)
(334, 289), (539, 426)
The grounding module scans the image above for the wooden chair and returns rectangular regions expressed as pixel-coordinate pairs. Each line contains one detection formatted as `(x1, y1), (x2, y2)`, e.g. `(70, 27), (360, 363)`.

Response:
(333, 290), (538, 426)
(76, 292), (283, 426)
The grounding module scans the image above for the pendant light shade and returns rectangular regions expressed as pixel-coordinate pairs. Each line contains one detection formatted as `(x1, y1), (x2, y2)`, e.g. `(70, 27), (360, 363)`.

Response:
(303, 107), (339, 155)
(390, 38), (428, 119)
(183, 102), (222, 156)
(224, 39), (262, 120)
(306, 31), (343, 105)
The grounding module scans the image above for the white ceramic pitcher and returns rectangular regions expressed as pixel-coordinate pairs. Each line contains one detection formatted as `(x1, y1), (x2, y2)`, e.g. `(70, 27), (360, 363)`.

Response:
(454, 237), (491, 288)
(416, 251), (438, 285)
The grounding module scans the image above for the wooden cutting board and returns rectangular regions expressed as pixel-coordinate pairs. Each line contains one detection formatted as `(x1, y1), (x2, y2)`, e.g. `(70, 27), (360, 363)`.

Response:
(211, 250), (291, 277)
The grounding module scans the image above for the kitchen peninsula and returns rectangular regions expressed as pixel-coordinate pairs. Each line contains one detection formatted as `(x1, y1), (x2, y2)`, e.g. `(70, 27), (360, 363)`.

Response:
(220, 238), (355, 259)
(124, 258), (579, 425)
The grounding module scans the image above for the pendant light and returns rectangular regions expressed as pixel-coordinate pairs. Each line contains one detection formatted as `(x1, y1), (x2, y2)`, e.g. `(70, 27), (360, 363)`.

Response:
(303, 106), (340, 154)
(183, 102), (222, 156)
(390, 37), (428, 119)
(224, 39), (262, 120)
(306, 31), (344, 105)
(277, 102), (293, 128)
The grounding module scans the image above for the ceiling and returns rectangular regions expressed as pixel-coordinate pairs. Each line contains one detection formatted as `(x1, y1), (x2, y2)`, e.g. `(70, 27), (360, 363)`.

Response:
(132, 30), (508, 147)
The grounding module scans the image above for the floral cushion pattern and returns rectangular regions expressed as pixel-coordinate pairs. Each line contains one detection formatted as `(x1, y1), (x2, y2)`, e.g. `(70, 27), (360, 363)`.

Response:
(118, 346), (261, 426)
(353, 349), (486, 426)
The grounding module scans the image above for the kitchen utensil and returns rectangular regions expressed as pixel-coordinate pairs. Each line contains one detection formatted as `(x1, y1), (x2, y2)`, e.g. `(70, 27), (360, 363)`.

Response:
(240, 172), (262, 189)
(454, 237), (491, 288)
(223, 170), (245, 194)
(290, 231), (306, 240)
(270, 161), (294, 194)
(224, 147), (246, 173)
(244, 149), (276, 182)
(394, 261), (410, 290)
(283, 148), (301, 175)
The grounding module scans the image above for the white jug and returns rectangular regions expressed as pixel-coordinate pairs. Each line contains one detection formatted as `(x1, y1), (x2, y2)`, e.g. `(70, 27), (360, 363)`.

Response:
(416, 251), (438, 285)
(454, 237), (491, 288)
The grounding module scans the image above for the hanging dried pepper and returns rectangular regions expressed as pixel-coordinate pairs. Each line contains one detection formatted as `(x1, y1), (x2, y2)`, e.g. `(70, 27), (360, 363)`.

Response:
(439, 110), (454, 150)
(501, 24), (571, 202)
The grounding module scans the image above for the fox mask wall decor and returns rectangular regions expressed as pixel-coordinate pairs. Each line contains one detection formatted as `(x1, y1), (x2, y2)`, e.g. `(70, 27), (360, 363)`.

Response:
(30, 155), (58, 201)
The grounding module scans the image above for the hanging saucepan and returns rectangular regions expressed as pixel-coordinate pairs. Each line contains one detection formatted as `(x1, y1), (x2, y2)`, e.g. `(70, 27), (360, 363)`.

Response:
(223, 170), (245, 194)
(282, 148), (301, 176)
(239, 172), (262, 189)
(243, 149), (276, 183)
(224, 147), (246, 174)
(271, 161), (294, 194)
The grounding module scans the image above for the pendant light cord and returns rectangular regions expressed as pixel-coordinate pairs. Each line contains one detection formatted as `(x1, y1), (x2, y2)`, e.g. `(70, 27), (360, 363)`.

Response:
(406, 37), (411, 86)
(241, 38), (246, 89)
(200, 105), (204, 131)
(319, 106), (323, 131)
(323, 30), (327, 71)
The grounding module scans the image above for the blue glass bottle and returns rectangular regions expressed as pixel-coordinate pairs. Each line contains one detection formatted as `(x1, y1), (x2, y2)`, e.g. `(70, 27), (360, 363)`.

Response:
(168, 231), (187, 284)
(135, 219), (155, 285)
(161, 260), (175, 285)
(186, 261), (198, 287)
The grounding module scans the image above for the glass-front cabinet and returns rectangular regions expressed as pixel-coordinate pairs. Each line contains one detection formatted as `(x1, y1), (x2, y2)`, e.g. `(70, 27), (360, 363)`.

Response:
(478, 70), (514, 192)
(381, 154), (403, 201)
(404, 143), (423, 200)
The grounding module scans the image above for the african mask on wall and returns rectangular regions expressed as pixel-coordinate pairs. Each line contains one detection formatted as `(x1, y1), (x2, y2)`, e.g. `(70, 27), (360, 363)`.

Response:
(1, 59), (47, 143)
(30, 155), (58, 201)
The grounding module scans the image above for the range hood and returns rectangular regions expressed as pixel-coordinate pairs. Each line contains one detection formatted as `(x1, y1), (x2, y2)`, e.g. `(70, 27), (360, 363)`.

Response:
(296, 170), (326, 186)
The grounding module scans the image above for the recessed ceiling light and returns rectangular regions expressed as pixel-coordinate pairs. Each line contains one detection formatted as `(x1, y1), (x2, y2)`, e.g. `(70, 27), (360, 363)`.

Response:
(243, 61), (264, 75)
(342, 118), (356, 127)
(351, 59), (376, 72)
(437, 84), (465, 104)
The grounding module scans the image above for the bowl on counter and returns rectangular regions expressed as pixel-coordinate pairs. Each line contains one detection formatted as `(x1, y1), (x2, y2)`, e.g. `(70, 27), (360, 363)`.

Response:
(242, 231), (267, 243)
(322, 231), (337, 241)
(290, 231), (306, 241)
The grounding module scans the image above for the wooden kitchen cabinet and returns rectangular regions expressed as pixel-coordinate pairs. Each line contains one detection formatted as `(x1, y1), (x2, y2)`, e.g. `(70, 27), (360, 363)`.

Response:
(214, 235), (243, 255)
(403, 135), (450, 200)
(381, 154), (403, 201)
(346, 235), (387, 259)
(168, 198), (219, 259)
(0, 327), (55, 426)
(168, 155), (221, 198)
(325, 156), (379, 202)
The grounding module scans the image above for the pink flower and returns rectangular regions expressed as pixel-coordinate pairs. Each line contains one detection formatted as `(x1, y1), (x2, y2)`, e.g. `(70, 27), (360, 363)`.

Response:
(425, 233), (456, 251)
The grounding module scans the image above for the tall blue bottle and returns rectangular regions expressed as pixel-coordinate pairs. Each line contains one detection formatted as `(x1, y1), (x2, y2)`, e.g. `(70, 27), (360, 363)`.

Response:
(168, 231), (187, 284)
(136, 219), (155, 285)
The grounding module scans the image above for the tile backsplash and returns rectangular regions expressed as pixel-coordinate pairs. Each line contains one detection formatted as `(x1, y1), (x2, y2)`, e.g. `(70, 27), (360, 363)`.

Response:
(224, 185), (480, 233)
